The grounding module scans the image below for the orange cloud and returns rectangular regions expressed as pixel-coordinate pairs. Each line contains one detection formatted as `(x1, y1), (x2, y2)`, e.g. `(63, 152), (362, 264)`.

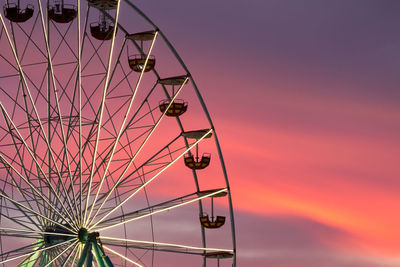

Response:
(216, 101), (400, 257)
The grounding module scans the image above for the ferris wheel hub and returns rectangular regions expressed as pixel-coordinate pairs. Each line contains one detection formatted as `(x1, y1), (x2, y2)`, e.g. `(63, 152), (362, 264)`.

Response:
(78, 228), (89, 243)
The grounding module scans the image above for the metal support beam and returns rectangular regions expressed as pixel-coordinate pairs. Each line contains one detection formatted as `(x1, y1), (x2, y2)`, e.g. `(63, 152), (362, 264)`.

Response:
(77, 242), (91, 267)
(92, 241), (113, 267)
(76, 232), (113, 267)
(19, 240), (42, 267)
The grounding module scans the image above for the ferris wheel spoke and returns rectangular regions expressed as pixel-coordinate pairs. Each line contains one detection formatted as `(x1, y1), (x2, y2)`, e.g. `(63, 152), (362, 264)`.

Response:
(64, 100), (101, 187)
(49, 20), (78, 61)
(55, 1), (90, 227)
(7, 12), (43, 62)
(89, 128), (212, 230)
(0, 207), (38, 232)
(78, 82), (106, 211)
(86, 32), (158, 225)
(0, 233), (38, 240)
(52, 64), (79, 107)
(118, 246), (149, 267)
(14, 14), (47, 61)
(121, 75), (188, 159)
(85, 133), (180, 225)
(0, 104), (79, 229)
(93, 188), (226, 232)
(105, 30), (158, 100)
(61, 242), (80, 267)
(0, 154), (81, 229)
(126, 76), (187, 138)
(76, 1), (88, 227)
(0, 190), (76, 234)
(81, 33), (108, 72)
(82, 28), (126, 90)
(0, 106), (47, 220)
(60, 79), (156, 185)
(73, 150), (130, 205)
(105, 63), (134, 97)
(81, 80), (106, 120)
(100, 43), (132, 133)
(83, 0), (122, 226)
(36, 0), (80, 225)
(86, 79), (188, 227)
(0, 238), (74, 265)
(102, 245), (144, 267)
(21, 69), (55, 116)
(57, 242), (82, 266)
(22, 71), (56, 198)
(75, 245), (83, 266)
(0, 227), (76, 239)
(0, 155), (46, 226)
(0, 239), (44, 263)
(73, 95), (132, 177)
(19, 251), (42, 267)
(0, 14), (81, 229)
(100, 236), (233, 255)
(0, 110), (50, 205)
(43, 239), (78, 267)
(115, 76), (188, 163)
(48, 70), (84, 211)
(57, 62), (86, 149)
(0, 15), (52, 146)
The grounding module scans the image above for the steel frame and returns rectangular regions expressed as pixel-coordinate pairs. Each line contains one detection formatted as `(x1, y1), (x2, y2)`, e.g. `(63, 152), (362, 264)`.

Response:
(0, 0), (236, 265)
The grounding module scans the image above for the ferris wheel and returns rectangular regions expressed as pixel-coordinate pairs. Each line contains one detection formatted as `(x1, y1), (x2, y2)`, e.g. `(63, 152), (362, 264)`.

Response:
(0, 0), (236, 266)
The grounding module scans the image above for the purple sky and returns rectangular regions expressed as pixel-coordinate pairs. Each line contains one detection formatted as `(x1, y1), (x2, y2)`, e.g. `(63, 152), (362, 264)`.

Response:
(133, 0), (400, 266)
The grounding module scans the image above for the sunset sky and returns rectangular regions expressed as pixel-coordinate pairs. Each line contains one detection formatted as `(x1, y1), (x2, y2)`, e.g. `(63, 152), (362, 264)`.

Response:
(136, 0), (400, 266)
(0, 0), (399, 266)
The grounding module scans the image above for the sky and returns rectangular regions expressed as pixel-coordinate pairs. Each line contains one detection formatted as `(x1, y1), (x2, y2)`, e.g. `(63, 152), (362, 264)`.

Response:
(134, 0), (400, 266)
(0, 0), (399, 266)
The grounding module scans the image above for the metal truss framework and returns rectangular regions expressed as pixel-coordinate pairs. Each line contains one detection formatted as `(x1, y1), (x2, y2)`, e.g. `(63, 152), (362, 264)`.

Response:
(0, 0), (236, 265)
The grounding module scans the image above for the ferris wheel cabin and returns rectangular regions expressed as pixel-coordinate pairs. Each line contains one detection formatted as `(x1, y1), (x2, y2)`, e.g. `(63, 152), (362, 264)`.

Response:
(90, 21), (115, 40)
(88, 0), (117, 40)
(184, 152), (211, 170)
(3, 3), (34, 23)
(126, 31), (157, 72)
(159, 99), (188, 117)
(48, 2), (77, 23)
(158, 75), (189, 117)
(198, 190), (227, 229)
(128, 54), (156, 72)
(182, 129), (212, 170)
(200, 215), (226, 228)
